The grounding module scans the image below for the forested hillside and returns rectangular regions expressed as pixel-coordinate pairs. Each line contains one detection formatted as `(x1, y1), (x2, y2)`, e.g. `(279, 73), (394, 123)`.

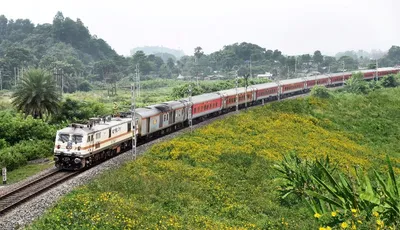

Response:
(1, 12), (400, 93)
(0, 12), (173, 91)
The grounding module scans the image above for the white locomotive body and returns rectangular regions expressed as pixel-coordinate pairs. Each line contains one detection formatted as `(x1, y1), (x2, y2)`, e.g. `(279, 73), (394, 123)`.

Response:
(54, 117), (134, 170)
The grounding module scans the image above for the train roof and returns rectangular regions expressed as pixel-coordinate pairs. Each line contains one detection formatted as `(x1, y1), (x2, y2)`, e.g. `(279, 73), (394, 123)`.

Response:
(251, 82), (279, 89)
(57, 117), (131, 135)
(190, 93), (221, 103)
(161, 101), (185, 110)
(134, 107), (161, 118)
(304, 74), (330, 81)
(218, 87), (254, 96)
(278, 78), (305, 85)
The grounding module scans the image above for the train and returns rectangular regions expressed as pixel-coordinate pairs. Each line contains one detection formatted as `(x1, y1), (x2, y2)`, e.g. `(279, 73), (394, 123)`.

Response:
(54, 67), (400, 170)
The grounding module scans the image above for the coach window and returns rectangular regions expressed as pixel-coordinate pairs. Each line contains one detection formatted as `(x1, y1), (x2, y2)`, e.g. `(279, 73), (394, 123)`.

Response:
(96, 132), (101, 139)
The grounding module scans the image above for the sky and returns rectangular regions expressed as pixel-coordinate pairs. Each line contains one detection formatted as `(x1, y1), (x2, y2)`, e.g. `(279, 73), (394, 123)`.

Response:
(2, 0), (400, 56)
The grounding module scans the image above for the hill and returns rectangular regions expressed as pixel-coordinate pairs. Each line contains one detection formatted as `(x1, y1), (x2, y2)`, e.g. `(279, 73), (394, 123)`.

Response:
(130, 46), (185, 59)
(0, 12), (122, 89)
(29, 86), (400, 229)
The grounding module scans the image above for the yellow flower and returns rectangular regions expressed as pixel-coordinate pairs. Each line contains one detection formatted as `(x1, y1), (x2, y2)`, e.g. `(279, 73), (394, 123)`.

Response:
(314, 213), (322, 219)
(376, 219), (384, 227)
(351, 209), (357, 213)
(326, 227), (332, 230)
(331, 211), (337, 217)
(341, 222), (348, 229)
(373, 211), (379, 217)
(357, 220), (362, 224)
(319, 227), (326, 230)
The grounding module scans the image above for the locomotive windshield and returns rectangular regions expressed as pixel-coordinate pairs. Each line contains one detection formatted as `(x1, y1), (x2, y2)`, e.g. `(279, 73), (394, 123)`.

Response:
(72, 135), (83, 144)
(58, 134), (70, 143)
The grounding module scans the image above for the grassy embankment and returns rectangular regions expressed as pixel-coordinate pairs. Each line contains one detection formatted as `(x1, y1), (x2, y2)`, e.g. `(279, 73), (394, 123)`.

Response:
(28, 87), (400, 229)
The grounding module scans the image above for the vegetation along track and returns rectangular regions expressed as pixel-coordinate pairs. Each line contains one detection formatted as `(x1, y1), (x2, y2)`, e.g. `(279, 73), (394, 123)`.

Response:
(0, 85), (333, 217)
(0, 169), (79, 215)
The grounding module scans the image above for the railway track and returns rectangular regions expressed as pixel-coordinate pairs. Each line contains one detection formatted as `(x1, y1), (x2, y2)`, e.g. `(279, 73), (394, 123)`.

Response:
(0, 169), (79, 215)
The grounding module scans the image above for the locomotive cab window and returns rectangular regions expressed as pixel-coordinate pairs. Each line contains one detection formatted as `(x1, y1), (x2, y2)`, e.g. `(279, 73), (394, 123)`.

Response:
(96, 133), (101, 139)
(72, 135), (83, 144)
(58, 134), (70, 143)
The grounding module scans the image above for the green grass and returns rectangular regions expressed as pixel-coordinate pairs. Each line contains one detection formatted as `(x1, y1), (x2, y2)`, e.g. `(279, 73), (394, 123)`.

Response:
(1, 157), (54, 185)
(28, 87), (400, 229)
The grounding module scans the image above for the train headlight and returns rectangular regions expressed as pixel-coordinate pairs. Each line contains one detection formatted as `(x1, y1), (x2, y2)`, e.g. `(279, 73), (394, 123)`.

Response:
(57, 145), (60, 149)
(78, 146), (81, 151)
(74, 158), (82, 164)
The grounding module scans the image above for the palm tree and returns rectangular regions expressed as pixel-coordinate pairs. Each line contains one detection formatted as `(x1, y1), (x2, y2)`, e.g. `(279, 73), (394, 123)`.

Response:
(12, 69), (61, 119)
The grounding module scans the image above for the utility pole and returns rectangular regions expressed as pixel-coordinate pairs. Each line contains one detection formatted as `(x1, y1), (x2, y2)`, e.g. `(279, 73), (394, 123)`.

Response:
(294, 56), (297, 77)
(375, 59), (379, 81)
(235, 76), (239, 112)
(61, 69), (64, 96)
(342, 61), (345, 84)
(276, 79), (281, 101)
(244, 74), (249, 110)
(188, 83), (193, 132)
(249, 56), (252, 78)
(14, 67), (17, 87)
(135, 64), (140, 97)
(131, 74), (137, 160)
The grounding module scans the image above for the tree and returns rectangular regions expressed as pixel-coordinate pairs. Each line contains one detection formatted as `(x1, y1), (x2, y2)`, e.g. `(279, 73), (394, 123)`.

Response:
(194, 46), (204, 61)
(78, 80), (92, 91)
(313, 50), (323, 65)
(167, 58), (175, 70)
(339, 56), (358, 71)
(11, 69), (61, 119)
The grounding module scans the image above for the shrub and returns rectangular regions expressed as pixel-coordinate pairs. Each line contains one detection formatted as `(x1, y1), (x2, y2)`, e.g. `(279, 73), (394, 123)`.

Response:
(343, 72), (370, 94)
(310, 86), (332, 99)
(380, 75), (398, 88)
(0, 139), (8, 149)
(51, 98), (110, 123)
(0, 140), (53, 170)
(78, 81), (92, 92)
(0, 111), (58, 145)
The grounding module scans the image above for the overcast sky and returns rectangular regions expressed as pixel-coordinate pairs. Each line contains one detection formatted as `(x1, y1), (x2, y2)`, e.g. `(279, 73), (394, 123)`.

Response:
(3, 0), (400, 56)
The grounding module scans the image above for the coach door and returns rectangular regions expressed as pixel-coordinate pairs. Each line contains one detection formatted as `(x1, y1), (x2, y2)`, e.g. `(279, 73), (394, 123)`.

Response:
(169, 111), (173, 125)
(88, 134), (94, 153)
(159, 114), (163, 128)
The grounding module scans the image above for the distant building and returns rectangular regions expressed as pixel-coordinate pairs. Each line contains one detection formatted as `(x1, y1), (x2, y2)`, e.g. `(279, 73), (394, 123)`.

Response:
(205, 74), (225, 80)
(177, 74), (185, 80)
(257, 72), (273, 80)
(307, 71), (321, 77)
